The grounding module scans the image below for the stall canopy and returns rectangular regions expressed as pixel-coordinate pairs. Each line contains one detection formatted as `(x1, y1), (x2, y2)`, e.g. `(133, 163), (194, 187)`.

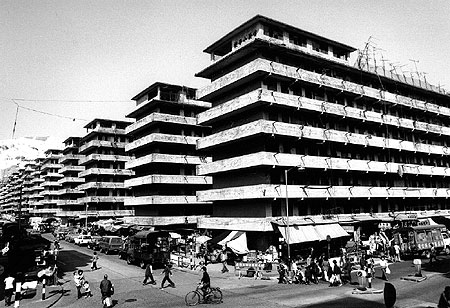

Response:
(278, 224), (349, 244)
(195, 235), (211, 244)
(210, 231), (249, 254)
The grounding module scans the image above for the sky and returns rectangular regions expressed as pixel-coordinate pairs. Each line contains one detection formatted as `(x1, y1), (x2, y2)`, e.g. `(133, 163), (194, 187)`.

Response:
(1, 0), (449, 144)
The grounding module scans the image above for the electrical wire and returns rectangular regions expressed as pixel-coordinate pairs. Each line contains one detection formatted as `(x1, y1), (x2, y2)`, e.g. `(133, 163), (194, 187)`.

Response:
(11, 99), (89, 121)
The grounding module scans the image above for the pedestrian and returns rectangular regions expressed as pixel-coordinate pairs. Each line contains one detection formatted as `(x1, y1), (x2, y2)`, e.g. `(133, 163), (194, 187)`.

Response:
(329, 260), (342, 287)
(160, 262), (175, 289)
(429, 244), (437, 265)
(99, 274), (114, 308)
(438, 286), (450, 308)
(4, 273), (14, 306)
(322, 258), (330, 281)
(91, 252), (99, 271)
(83, 280), (92, 298)
(220, 250), (229, 273)
(143, 262), (156, 285)
(394, 243), (401, 262)
(379, 256), (389, 281)
(74, 270), (85, 299)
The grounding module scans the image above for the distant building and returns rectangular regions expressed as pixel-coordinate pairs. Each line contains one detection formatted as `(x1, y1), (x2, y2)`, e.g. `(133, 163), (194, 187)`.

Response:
(56, 137), (85, 224)
(124, 82), (212, 227)
(32, 149), (63, 217)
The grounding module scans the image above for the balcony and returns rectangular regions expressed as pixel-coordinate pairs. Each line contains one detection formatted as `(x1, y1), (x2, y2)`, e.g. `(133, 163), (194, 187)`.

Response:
(197, 119), (450, 156)
(59, 165), (85, 174)
(79, 140), (127, 153)
(78, 154), (130, 165)
(41, 181), (62, 187)
(124, 195), (209, 206)
(41, 163), (63, 171)
(196, 58), (448, 119)
(59, 154), (84, 164)
(127, 96), (211, 119)
(124, 174), (212, 188)
(77, 196), (126, 204)
(58, 177), (85, 184)
(55, 209), (134, 218)
(77, 182), (125, 190)
(78, 168), (134, 177)
(56, 199), (81, 206)
(125, 133), (198, 152)
(125, 153), (212, 170)
(197, 151), (450, 178)
(56, 188), (84, 195)
(43, 172), (64, 178)
(125, 112), (198, 135)
(40, 190), (60, 196)
(197, 184), (450, 202)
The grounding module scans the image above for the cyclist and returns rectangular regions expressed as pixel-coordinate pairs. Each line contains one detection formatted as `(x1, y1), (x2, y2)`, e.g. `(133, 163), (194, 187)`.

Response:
(199, 266), (210, 300)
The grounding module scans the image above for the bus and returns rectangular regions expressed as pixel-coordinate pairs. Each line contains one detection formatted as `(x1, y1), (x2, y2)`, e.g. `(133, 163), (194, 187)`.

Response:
(392, 224), (446, 257)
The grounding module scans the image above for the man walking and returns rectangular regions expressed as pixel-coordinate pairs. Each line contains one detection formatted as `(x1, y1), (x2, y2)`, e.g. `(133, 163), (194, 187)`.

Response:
(143, 262), (156, 285)
(160, 262), (175, 289)
(100, 274), (114, 308)
(4, 273), (14, 306)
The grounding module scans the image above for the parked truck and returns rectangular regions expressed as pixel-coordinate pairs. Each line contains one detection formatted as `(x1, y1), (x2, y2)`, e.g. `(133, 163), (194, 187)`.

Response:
(392, 224), (446, 257)
(126, 230), (170, 268)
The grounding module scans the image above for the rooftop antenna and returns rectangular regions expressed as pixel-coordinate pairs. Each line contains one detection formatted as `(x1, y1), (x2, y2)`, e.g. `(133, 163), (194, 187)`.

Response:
(409, 59), (421, 86)
(381, 55), (389, 76)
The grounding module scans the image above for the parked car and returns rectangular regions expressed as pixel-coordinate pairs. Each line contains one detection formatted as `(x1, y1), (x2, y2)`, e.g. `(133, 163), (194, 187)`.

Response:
(87, 235), (102, 250)
(65, 232), (79, 243)
(74, 235), (92, 246)
(98, 236), (123, 254)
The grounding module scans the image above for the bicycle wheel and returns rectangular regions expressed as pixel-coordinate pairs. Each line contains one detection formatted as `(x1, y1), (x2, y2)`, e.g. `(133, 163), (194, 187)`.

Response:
(185, 291), (201, 306)
(210, 288), (223, 304)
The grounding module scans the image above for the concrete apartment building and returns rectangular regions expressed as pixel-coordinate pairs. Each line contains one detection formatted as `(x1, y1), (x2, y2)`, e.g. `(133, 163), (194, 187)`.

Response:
(56, 137), (85, 223)
(193, 15), (450, 248)
(35, 149), (63, 217)
(77, 118), (134, 221)
(28, 157), (45, 213)
(124, 82), (212, 227)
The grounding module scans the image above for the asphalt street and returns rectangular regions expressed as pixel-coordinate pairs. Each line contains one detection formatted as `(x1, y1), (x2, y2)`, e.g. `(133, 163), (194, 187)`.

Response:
(10, 235), (450, 308)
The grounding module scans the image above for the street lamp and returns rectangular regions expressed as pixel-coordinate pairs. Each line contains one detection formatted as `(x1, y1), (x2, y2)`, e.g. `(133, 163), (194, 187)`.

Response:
(284, 165), (305, 269)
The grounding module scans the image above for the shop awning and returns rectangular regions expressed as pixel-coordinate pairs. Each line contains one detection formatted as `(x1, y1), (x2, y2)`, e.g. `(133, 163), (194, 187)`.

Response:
(210, 231), (249, 254)
(278, 223), (349, 244)
(195, 235), (211, 244)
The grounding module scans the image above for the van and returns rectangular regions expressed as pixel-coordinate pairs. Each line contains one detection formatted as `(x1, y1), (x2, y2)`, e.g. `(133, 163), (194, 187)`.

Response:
(98, 236), (123, 254)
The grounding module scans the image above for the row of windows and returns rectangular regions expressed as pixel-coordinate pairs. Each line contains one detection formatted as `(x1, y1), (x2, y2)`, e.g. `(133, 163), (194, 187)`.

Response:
(261, 52), (448, 108)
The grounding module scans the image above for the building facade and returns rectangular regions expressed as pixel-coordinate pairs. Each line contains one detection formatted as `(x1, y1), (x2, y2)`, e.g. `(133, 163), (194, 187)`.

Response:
(77, 118), (134, 220)
(124, 82), (212, 226)
(193, 15), (450, 246)
(56, 137), (85, 223)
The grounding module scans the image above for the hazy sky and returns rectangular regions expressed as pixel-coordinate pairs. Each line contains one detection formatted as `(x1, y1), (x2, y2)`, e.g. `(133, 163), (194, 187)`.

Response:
(1, 0), (449, 143)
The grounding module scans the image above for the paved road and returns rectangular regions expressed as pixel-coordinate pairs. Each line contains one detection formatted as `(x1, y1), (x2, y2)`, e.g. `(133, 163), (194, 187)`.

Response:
(15, 235), (450, 308)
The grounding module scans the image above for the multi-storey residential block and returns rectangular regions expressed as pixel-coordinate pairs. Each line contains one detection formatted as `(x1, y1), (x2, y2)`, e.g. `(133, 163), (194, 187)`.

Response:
(124, 82), (212, 226)
(194, 15), (450, 249)
(56, 137), (85, 223)
(28, 157), (45, 213)
(33, 149), (63, 217)
(77, 118), (134, 222)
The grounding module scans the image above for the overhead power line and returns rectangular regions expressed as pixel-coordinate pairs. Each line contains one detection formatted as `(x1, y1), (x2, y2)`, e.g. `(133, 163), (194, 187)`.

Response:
(11, 99), (89, 121)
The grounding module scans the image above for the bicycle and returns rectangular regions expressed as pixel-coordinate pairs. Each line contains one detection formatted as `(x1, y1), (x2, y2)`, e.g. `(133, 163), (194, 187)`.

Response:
(185, 285), (223, 306)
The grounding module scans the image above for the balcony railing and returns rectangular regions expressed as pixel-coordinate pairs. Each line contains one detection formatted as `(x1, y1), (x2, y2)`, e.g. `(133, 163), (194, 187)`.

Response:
(124, 175), (212, 188)
(197, 119), (450, 157)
